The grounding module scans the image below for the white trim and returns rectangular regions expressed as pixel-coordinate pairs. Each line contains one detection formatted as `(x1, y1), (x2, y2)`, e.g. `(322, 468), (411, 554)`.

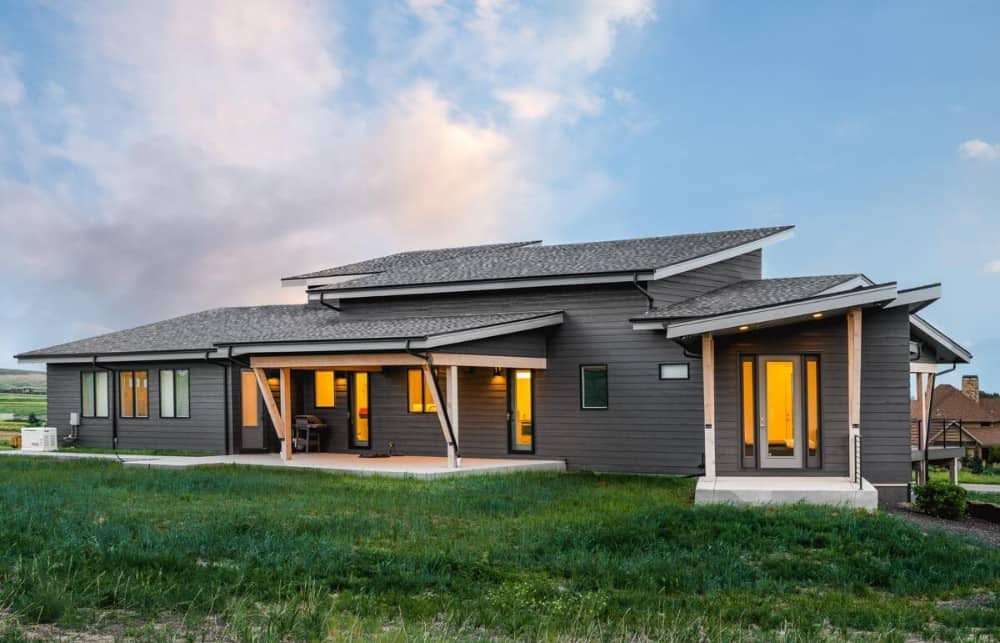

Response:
(631, 320), (666, 331)
(909, 362), (939, 374)
(909, 314), (972, 363)
(664, 284), (897, 339)
(816, 275), (873, 295)
(884, 283), (941, 310)
(651, 227), (794, 280)
(16, 350), (224, 364)
(308, 273), (652, 300)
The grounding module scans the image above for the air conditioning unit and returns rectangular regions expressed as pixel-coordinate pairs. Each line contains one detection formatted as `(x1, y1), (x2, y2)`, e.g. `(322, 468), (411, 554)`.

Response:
(21, 427), (59, 452)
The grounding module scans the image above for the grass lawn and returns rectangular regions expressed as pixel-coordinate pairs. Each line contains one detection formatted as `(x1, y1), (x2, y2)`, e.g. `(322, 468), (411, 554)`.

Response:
(969, 491), (1000, 504)
(0, 392), (46, 418)
(930, 464), (1000, 486)
(0, 460), (999, 641)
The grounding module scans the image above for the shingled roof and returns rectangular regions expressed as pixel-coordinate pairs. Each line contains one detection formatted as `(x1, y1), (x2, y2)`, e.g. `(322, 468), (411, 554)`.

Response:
(292, 226), (793, 291)
(636, 275), (861, 320)
(911, 384), (1000, 424)
(15, 307), (562, 358)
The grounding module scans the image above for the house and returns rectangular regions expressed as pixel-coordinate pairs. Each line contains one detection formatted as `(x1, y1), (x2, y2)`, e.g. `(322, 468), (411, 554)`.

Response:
(14, 226), (972, 507)
(912, 376), (1000, 462)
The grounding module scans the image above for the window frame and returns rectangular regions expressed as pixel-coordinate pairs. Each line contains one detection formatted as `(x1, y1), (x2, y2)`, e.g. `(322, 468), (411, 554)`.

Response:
(507, 369), (535, 454)
(738, 354), (758, 469)
(119, 370), (149, 419)
(406, 368), (439, 414)
(80, 370), (109, 419)
(158, 368), (191, 419)
(803, 354), (822, 469)
(314, 370), (336, 408)
(349, 371), (371, 449)
(658, 362), (690, 381)
(579, 364), (609, 410)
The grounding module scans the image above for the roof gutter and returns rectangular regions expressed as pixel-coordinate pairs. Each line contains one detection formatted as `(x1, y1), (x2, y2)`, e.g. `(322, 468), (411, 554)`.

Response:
(632, 273), (654, 311)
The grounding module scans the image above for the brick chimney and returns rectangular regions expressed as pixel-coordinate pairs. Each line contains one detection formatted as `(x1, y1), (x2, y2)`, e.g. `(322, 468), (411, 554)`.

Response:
(962, 375), (980, 403)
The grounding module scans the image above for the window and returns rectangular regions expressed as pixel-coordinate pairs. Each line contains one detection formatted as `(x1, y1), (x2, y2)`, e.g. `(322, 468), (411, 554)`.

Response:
(241, 370), (258, 428)
(315, 370), (335, 408)
(407, 368), (438, 413)
(659, 363), (689, 380)
(119, 370), (149, 418)
(509, 370), (534, 452)
(740, 356), (756, 467)
(580, 365), (608, 409)
(805, 355), (821, 468)
(81, 371), (109, 418)
(351, 372), (370, 448)
(159, 369), (190, 418)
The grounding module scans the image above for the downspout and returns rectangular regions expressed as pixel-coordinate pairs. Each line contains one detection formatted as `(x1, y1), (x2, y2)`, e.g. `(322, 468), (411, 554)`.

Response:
(672, 338), (702, 360)
(92, 356), (121, 460)
(318, 292), (341, 312)
(924, 361), (958, 466)
(405, 340), (459, 460)
(205, 350), (231, 455)
(632, 273), (654, 311)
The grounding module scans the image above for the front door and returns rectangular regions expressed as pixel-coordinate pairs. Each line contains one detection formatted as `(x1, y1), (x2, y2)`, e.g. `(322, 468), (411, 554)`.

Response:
(508, 369), (534, 453)
(758, 356), (802, 468)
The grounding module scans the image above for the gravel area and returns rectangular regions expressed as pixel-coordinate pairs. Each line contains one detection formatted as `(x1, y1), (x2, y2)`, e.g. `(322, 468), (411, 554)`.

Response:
(890, 504), (1000, 546)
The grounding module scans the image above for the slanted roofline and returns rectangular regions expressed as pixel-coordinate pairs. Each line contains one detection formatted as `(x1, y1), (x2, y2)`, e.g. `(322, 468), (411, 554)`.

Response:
(304, 226), (794, 300)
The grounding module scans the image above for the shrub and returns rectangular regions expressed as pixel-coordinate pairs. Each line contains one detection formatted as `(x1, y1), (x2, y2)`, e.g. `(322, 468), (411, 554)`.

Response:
(962, 455), (985, 474)
(914, 480), (967, 520)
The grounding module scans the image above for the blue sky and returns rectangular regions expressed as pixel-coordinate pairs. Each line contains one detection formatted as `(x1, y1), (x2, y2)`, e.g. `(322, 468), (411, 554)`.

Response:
(0, 1), (997, 388)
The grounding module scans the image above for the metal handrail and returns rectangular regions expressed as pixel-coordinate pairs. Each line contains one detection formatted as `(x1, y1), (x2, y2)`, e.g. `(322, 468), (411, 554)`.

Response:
(854, 432), (862, 489)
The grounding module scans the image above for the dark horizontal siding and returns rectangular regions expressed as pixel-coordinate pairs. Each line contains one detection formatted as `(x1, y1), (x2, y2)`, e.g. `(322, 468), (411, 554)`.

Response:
(47, 362), (228, 453)
(646, 250), (762, 308)
(436, 329), (547, 357)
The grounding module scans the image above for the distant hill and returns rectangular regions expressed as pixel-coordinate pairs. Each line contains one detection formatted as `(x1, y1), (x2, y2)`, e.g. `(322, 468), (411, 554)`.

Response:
(0, 368), (46, 392)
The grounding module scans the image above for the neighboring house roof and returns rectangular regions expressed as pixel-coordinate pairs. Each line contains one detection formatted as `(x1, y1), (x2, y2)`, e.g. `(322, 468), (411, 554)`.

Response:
(962, 426), (1000, 447)
(296, 226), (794, 293)
(283, 241), (541, 282)
(912, 384), (1000, 424)
(15, 306), (563, 360)
(635, 275), (860, 319)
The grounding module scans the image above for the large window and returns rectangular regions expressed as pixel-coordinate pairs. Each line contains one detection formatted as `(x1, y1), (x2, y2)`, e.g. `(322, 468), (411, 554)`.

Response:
(81, 371), (109, 418)
(805, 355), (821, 468)
(580, 365), (608, 410)
(119, 370), (149, 418)
(740, 357), (756, 467)
(241, 370), (258, 428)
(159, 369), (190, 418)
(315, 370), (335, 408)
(407, 368), (438, 413)
(509, 370), (534, 452)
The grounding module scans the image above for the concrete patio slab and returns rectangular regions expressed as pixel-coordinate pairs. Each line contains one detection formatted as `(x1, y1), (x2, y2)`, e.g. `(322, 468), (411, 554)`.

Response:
(0, 450), (566, 479)
(695, 476), (878, 510)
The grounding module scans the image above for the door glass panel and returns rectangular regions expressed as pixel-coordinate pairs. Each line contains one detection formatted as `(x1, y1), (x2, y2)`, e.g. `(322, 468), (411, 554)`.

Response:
(765, 360), (795, 457)
(120, 371), (134, 418)
(82, 372), (95, 417)
(511, 370), (533, 452)
(806, 357), (820, 460)
(135, 371), (149, 418)
(741, 359), (755, 458)
(160, 370), (175, 418)
(353, 372), (370, 447)
(94, 372), (109, 417)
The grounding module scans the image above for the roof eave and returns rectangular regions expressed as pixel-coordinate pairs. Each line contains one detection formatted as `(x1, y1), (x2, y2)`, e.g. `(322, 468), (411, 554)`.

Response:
(910, 314), (973, 364)
(649, 226), (795, 280)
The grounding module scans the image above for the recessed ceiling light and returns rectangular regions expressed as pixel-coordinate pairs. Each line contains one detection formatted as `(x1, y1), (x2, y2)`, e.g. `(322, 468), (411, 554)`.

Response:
(812, 312), (824, 319)
(738, 325), (750, 331)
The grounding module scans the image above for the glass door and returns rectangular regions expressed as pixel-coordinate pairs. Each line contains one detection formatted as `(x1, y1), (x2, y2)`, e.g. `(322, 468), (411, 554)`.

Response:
(757, 356), (802, 468)
(508, 370), (534, 453)
(349, 372), (370, 449)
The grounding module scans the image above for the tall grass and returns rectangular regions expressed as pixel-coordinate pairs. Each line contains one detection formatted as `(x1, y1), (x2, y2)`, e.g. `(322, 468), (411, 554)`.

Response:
(0, 458), (998, 640)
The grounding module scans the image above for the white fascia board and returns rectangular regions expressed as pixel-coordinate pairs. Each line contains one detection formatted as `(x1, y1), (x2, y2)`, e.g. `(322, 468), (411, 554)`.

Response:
(665, 283), (897, 339)
(650, 227), (795, 281)
(885, 283), (941, 310)
(631, 320), (666, 331)
(16, 350), (224, 364)
(226, 313), (565, 357)
(817, 275), (875, 295)
(419, 313), (564, 348)
(308, 273), (651, 300)
(909, 314), (972, 363)
(282, 273), (376, 288)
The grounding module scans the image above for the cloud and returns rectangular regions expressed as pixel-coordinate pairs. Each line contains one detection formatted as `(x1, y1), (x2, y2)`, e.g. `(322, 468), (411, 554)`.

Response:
(959, 139), (1000, 161)
(986, 260), (1000, 273)
(495, 87), (561, 120)
(0, 54), (23, 105)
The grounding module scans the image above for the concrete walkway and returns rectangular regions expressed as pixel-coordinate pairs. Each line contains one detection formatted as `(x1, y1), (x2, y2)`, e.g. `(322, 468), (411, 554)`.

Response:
(695, 476), (879, 510)
(0, 450), (566, 479)
(962, 483), (1000, 494)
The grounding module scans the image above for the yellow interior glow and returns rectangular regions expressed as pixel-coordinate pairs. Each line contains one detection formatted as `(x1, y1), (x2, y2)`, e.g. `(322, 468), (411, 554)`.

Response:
(514, 369), (533, 448)
(120, 371), (134, 418)
(765, 360), (795, 454)
(423, 372), (437, 413)
(806, 359), (819, 453)
(516, 371), (532, 380)
(354, 372), (369, 444)
(407, 369), (424, 412)
(241, 371), (258, 427)
(135, 371), (148, 417)
(315, 370), (335, 407)
(741, 360), (754, 455)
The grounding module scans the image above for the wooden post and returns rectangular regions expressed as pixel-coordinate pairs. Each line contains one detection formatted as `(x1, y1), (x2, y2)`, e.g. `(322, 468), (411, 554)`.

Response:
(423, 363), (457, 468)
(915, 372), (927, 484)
(949, 457), (960, 484)
(253, 367), (287, 449)
(279, 367), (293, 461)
(847, 308), (862, 482)
(702, 333), (716, 480)
(447, 365), (460, 467)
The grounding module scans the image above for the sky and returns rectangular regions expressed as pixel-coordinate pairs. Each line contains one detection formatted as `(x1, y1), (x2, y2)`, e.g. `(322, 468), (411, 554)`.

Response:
(0, 1), (997, 388)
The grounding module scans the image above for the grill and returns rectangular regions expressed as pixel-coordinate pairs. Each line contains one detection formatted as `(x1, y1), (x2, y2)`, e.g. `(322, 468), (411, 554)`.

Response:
(294, 415), (327, 453)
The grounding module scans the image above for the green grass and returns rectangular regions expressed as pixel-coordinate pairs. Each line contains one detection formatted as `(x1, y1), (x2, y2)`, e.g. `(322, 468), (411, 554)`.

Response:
(930, 465), (1000, 485)
(0, 392), (46, 418)
(0, 460), (999, 641)
(969, 491), (1000, 504)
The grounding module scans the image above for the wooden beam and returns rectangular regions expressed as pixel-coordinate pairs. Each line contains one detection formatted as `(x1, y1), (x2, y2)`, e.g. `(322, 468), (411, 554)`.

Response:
(702, 333), (716, 480)
(447, 365), (460, 467)
(253, 368), (286, 446)
(249, 352), (547, 370)
(847, 307), (862, 482)
(422, 363), (457, 468)
(279, 367), (292, 461)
